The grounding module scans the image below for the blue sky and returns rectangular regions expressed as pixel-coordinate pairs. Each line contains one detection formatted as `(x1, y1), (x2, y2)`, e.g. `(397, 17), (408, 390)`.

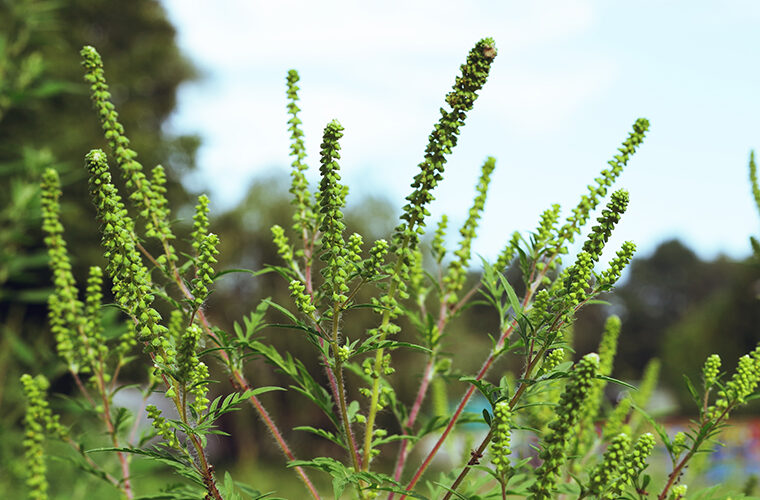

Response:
(161, 1), (760, 264)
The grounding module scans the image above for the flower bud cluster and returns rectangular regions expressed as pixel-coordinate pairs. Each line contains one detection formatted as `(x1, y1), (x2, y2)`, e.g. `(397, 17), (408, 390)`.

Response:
(670, 484), (688, 499)
(81, 46), (175, 246)
(318, 120), (351, 304)
(579, 316), (621, 429)
(530, 353), (599, 498)
(191, 195), (211, 251)
(432, 215), (448, 264)
(604, 433), (656, 498)
(271, 224), (294, 263)
(709, 347), (760, 417)
(395, 39), (496, 257)
(582, 189), (629, 260)
(146, 404), (180, 449)
(495, 231), (521, 272)
(702, 354), (721, 389)
(41, 169), (86, 371)
(597, 241), (636, 289)
(535, 204), (561, 248)
(490, 400), (513, 482)
(362, 239), (389, 280)
(562, 251), (594, 309)
(347, 233), (364, 266)
(83, 266), (109, 362)
(85, 150), (168, 356)
(541, 348), (565, 375)
(286, 69), (316, 235)
(444, 157), (495, 301)
(557, 118), (649, 245)
(177, 324), (210, 415)
(587, 432), (631, 496)
(191, 233), (219, 309)
(290, 280), (316, 315)
(21, 374), (67, 500)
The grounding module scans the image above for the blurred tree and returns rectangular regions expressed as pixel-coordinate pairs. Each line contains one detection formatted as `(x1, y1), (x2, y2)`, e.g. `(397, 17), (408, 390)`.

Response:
(0, 0), (198, 494)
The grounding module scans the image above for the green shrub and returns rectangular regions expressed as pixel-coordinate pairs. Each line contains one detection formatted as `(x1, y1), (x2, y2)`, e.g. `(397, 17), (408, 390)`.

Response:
(20, 39), (760, 500)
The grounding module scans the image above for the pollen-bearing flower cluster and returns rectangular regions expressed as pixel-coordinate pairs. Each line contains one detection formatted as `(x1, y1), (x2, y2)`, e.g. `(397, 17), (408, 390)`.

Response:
(490, 400), (513, 483)
(530, 353), (599, 499)
(21, 374), (67, 500)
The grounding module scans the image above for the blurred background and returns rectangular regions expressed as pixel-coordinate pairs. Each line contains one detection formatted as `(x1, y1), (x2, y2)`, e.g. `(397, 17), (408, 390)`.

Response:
(1, 0), (759, 497)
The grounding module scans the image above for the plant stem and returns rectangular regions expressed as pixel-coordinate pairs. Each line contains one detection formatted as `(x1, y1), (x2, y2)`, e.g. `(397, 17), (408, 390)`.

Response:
(658, 406), (731, 500)
(137, 242), (322, 500)
(331, 306), (363, 474)
(401, 264), (547, 498)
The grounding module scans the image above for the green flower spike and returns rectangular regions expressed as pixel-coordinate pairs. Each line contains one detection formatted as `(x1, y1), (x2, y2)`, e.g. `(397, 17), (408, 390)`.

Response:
(604, 433), (656, 499)
(578, 316), (622, 431)
(597, 240), (637, 289)
(587, 432), (631, 496)
(432, 214), (449, 264)
(191, 233), (220, 309)
(495, 231), (521, 272)
(530, 353), (599, 499)
(702, 354), (721, 389)
(709, 351), (760, 418)
(83, 266), (108, 369)
(85, 149), (169, 357)
(286, 69), (316, 235)
(146, 404), (180, 449)
(557, 118), (649, 246)
(535, 204), (562, 248)
(347, 232), (364, 269)
(290, 279), (316, 316)
(582, 189), (629, 262)
(80, 46), (175, 248)
(177, 323), (210, 416)
(40, 168), (85, 371)
(318, 120), (349, 304)
(490, 400), (513, 484)
(362, 239), (389, 279)
(191, 195), (211, 252)
(444, 157), (496, 302)
(21, 374), (67, 500)
(671, 431), (687, 457)
(540, 348), (565, 375)
(562, 251), (595, 310)
(395, 39), (497, 259)
(271, 224), (294, 264)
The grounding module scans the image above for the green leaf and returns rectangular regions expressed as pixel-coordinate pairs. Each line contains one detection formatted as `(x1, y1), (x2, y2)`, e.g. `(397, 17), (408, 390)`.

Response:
(294, 426), (346, 449)
(87, 446), (204, 486)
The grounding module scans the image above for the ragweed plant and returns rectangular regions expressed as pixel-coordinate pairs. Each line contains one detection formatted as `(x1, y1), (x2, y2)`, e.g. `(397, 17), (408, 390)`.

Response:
(19, 37), (760, 500)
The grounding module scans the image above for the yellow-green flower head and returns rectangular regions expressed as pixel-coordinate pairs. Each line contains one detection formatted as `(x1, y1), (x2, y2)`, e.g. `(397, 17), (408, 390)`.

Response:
(604, 432), (655, 499)
(290, 280), (316, 315)
(582, 189), (629, 262)
(670, 484), (688, 499)
(598, 240), (637, 289)
(558, 118), (649, 245)
(490, 400), (513, 481)
(587, 432), (631, 496)
(702, 354), (721, 389)
(81, 46), (175, 244)
(530, 353), (599, 499)
(444, 157), (496, 300)
(395, 38), (497, 256)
